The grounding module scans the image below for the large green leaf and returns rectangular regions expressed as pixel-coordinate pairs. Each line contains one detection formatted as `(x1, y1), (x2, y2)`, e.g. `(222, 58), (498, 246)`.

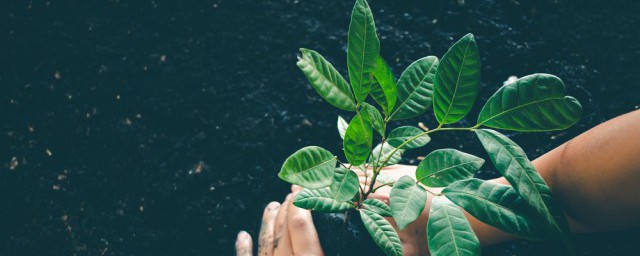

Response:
(370, 56), (398, 114)
(387, 126), (430, 150)
(416, 149), (484, 187)
(344, 112), (373, 165)
(390, 175), (427, 230)
(427, 196), (480, 256)
(443, 178), (549, 240)
(475, 129), (571, 238)
(362, 198), (392, 217)
(476, 73), (582, 132)
(370, 142), (404, 167)
(337, 115), (348, 139)
(362, 102), (385, 136)
(297, 48), (357, 111)
(278, 146), (337, 189)
(347, 0), (380, 103)
(433, 33), (481, 124)
(330, 168), (360, 202)
(360, 209), (403, 256)
(389, 56), (439, 120)
(293, 188), (355, 212)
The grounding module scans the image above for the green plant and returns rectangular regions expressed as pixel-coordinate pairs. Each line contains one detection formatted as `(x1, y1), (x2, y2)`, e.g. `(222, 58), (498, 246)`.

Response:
(279, 0), (582, 255)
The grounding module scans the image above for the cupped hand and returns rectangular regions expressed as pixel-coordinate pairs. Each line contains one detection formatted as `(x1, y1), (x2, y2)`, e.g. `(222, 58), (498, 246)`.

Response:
(235, 185), (324, 256)
(354, 164), (435, 256)
(236, 164), (434, 256)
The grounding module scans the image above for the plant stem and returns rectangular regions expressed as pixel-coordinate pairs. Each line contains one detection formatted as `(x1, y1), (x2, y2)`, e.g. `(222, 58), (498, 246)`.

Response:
(363, 126), (476, 199)
(425, 187), (441, 196)
(370, 181), (394, 193)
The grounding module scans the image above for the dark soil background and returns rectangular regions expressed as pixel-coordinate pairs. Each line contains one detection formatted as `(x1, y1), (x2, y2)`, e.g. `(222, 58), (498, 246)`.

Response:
(2, 0), (640, 255)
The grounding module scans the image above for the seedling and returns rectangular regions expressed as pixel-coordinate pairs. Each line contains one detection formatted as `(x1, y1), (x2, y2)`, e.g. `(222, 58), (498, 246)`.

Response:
(279, 0), (582, 255)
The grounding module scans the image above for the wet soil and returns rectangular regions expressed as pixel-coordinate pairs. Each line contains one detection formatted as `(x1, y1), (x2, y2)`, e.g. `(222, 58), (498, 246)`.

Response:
(2, 0), (640, 255)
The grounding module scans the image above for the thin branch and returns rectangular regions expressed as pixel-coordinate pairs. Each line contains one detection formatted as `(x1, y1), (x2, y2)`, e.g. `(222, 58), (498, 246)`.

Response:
(371, 181), (395, 193)
(425, 187), (442, 196)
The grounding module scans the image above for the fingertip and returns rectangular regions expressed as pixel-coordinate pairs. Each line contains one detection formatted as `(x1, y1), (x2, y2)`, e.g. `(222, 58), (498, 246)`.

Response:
(265, 201), (281, 212)
(235, 230), (253, 256)
(291, 185), (302, 192)
(237, 230), (250, 241)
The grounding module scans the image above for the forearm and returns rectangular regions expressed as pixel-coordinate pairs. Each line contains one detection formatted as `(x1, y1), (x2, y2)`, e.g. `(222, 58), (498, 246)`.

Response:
(474, 110), (640, 245)
(531, 110), (640, 230)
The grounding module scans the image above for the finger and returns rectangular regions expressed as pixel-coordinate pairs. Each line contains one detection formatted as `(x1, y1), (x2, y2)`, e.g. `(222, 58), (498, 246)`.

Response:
(257, 202), (280, 256)
(235, 231), (253, 256)
(287, 194), (323, 255)
(273, 194), (294, 256)
(291, 185), (302, 192)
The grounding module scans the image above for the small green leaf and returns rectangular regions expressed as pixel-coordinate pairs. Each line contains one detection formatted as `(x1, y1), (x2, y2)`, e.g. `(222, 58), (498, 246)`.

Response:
(390, 175), (427, 230)
(389, 56), (439, 120)
(370, 56), (398, 114)
(337, 115), (348, 140)
(347, 0), (380, 103)
(330, 168), (360, 202)
(475, 129), (571, 238)
(416, 149), (484, 187)
(427, 196), (480, 256)
(294, 188), (355, 212)
(363, 198), (392, 217)
(387, 126), (430, 150)
(297, 48), (357, 111)
(476, 73), (582, 132)
(433, 33), (481, 124)
(443, 178), (549, 240)
(278, 146), (337, 189)
(344, 112), (373, 165)
(370, 142), (404, 167)
(362, 103), (385, 136)
(360, 209), (403, 256)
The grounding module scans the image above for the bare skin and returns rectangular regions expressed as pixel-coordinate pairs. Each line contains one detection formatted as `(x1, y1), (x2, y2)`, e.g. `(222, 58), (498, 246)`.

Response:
(236, 110), (640, 255)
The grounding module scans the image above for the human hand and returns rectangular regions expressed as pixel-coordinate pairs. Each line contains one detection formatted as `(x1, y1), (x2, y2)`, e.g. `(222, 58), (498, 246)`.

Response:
(235, 186), (324, 256)
(354, 164), (435, 256)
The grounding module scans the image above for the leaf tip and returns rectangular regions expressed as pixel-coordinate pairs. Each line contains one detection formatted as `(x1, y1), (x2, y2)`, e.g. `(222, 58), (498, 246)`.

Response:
(465, 33), (475, 40)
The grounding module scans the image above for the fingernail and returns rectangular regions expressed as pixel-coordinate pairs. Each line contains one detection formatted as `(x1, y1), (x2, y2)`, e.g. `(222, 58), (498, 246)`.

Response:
(267, 202), (280, 211)
(237, 230), (249, 241)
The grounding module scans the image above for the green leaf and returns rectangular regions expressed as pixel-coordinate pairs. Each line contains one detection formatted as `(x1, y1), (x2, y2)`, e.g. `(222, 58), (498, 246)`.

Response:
(476, 73), (582, 132)
(337, 115), (348, 140)
(443, 178), (549, 240)
(427, 196), (480, 256)
(330, 168), (360, 202)
(362, 103), (385, 136)
(370, 142), (404, 167)
(416, 149), (484, 187)
(347, 0), (380, 103)
(390, 175), (427, 230)
(362, 198), (392, 217)
(293, 188), (355, 212)
(360, 209), (403, 256)
(389, 56), (439, 120)
(297, 48), (357, 111)
(344, 112), (373, 165)
(278, 146), (337, 189)
(475, 129), (571, 238)
(370, 56), (398, 114)
(433, 33), (481, 124)
(387, 126), (430, 150)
